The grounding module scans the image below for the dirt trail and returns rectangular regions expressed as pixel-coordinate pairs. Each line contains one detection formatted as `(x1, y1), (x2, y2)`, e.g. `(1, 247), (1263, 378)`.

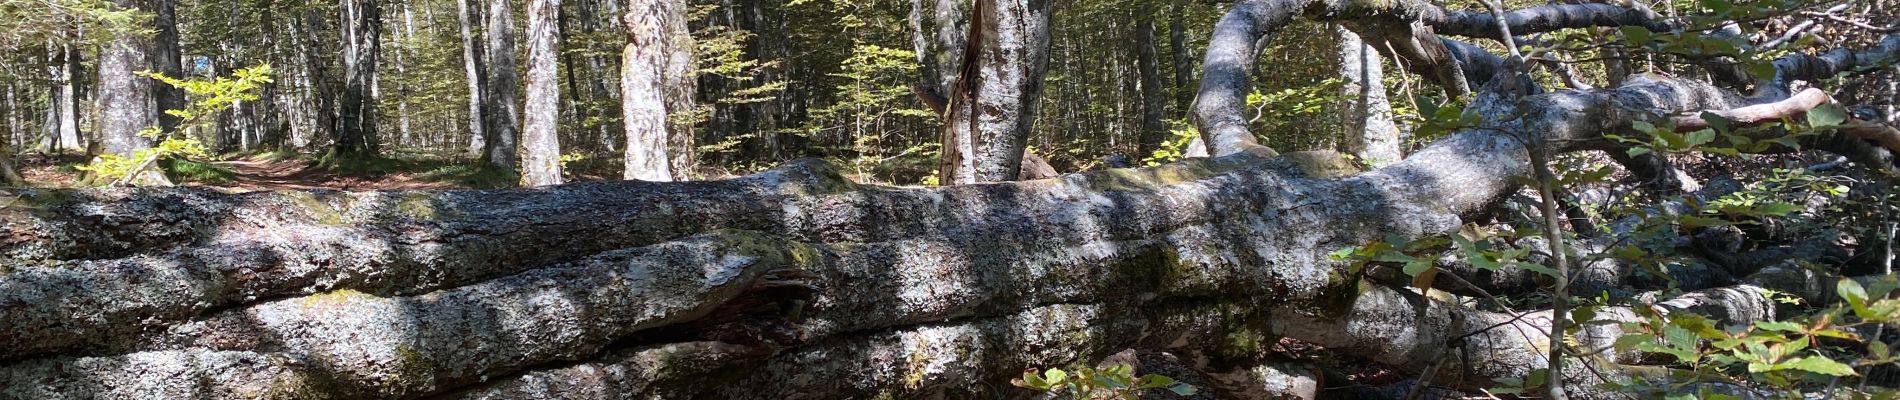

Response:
(208, 159), (457, 192)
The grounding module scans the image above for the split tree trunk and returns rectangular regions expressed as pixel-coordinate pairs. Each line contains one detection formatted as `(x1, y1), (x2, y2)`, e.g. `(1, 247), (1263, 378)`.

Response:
(933, 0), (1054, 185)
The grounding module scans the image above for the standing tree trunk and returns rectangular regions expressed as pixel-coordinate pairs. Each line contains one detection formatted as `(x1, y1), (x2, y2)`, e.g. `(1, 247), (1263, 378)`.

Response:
(98, 0), (158, 157)
(335, 0), (382, 158)
(1336, 27), (1402, 166)
(482, 0), (521, 171)
(521, 0), (565, 186)
(1133, 8), (1169, 159)
(50, 42), (83, 153)
(458, 0), (488, 159)
(934, 0), (1054, 185)
(152, 0), (185, 133)
(620, 0), (677, 181)
(658, 0), (695, 179)
(1168, 1), (1191, 116)
(0, 83), (22, 186)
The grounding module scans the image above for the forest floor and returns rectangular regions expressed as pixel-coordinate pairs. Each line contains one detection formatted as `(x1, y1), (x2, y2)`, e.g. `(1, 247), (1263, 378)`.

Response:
(205, 157), (460, 191)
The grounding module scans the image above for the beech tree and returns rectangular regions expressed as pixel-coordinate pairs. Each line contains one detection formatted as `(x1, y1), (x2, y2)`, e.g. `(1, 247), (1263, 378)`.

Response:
(619, 0), (689, 181)
(333, 0), (381, 158)
(96, 0), (160, 157)
(931, 0), (1054, 184)
(520, 0), (564, 186)
(481, 0), (521, 170)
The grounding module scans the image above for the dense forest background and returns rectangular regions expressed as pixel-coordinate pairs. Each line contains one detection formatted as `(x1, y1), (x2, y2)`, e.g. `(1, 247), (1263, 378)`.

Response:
(0, 0), (1400, 188)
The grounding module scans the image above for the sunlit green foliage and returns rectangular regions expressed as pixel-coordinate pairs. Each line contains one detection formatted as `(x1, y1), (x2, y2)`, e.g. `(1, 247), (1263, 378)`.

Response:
(1010, 363), (1198, 399)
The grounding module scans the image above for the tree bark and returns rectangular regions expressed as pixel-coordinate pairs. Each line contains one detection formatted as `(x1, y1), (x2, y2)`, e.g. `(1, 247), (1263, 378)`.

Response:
(98, 0), (158, 157)
(621, 0), (677, 181)
(335, 0), (382, 158)
(521, 0), (565, 186)
(935, 0), (1054, 184)
(482, 0), (522, 170)
(457, 0), (489, 158)
(0, 70), (1893, 399)
(1134, 8), (1170, 159)
(1336, 27), (1403, 166)
(658, 0), (695, 179)
(152, 0), (185, 134)
(50, 42), (83, 153)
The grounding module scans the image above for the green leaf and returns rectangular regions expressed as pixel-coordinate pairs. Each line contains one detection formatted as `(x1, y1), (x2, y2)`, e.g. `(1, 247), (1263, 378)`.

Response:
(1753, 320), (1802, 332)
(1755, 202), (1801, 216)
(1626, 147), (1653, 157)
(1620, 26), (1653, 46)
(1167, 383), (1199, 395)
(1808, 103), (1849, 128)
(1700, 111), (1731, 133)
(1840, 279), (1871, 309)
(1043, 368), (1068, 386)
(1402, 259), (1434, 277)
(1784, 356), (1858, 376)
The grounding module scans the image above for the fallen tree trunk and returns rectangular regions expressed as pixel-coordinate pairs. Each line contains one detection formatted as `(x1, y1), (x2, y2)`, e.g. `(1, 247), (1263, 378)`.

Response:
(0, 78), (1863, 399)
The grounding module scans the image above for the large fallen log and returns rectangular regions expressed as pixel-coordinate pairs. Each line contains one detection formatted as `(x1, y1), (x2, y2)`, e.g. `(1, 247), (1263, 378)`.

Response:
(0, 76), (1874, 400)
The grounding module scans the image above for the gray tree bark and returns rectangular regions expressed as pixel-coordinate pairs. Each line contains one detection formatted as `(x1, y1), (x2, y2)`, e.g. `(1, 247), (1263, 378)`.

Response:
(1134, 8), (1170, 159)
(482, 0), (522, 170)
(521, 0), (565, 186)
(620, 0), (678, 181)
(50, 42), (83, 153)
(97, 0), (158, 157)
(335, 0), (382, 157)
(934, 0), (1054, 184)
(1336, 27), (1403, 166)
(658, 0), (695, 179)
(457, 0), (489, 159)
(152, 0), (185, 134)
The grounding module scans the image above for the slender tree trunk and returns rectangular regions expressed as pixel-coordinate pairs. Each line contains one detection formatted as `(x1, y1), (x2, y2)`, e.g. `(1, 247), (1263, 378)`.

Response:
(458, 0), (489, 158)
(152, 0), (185, 133)
(53, 42), (83, 152)
(98, 0), (158, 157)
(393, 4), (415, 151)
(1134, 9), (1168, 158)
(335, 0), (382, 158)
(297, 0), (339, 149)
(482, 0), (521, 170)
(521, 0), (565, 186)
(1336, 27), (1402, 166)
(0, 83), (21, 186)
(621, 0), (675, 181)
(1168, 1), (1191, 116)
(935, 0), (1054, 184)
